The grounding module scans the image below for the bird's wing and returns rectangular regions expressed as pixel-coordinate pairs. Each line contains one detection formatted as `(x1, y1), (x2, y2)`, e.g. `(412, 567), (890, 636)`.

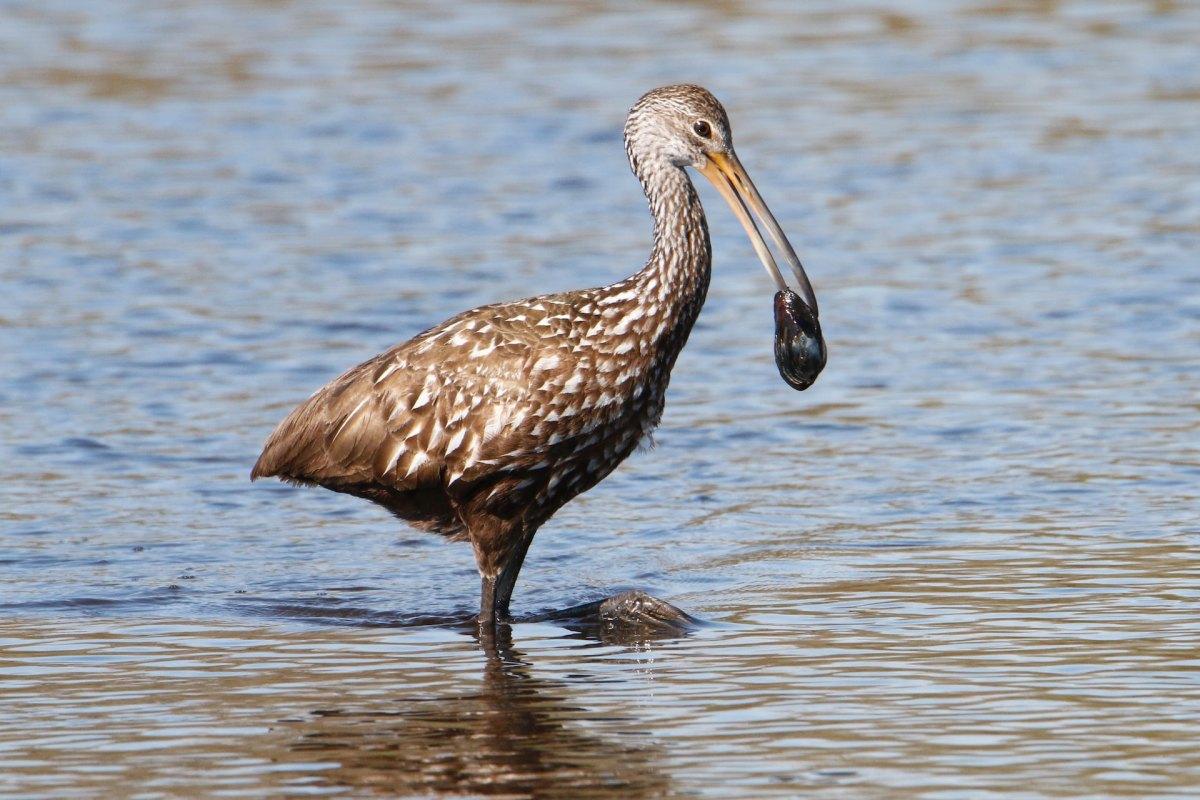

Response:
(251, 290), (636, 497)
(250, 301), (546, 491)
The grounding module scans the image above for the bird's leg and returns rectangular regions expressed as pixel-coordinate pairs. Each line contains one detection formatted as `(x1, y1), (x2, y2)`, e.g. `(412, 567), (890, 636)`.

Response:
(492, 530), (535, 619)
(478, 574), (501, 629)
(469, 514), (536, 627)
(476, 533), (532, 628)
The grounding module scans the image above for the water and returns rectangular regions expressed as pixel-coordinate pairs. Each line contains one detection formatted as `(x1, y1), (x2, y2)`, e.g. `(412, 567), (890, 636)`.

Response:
(2, 0), (1198, 796)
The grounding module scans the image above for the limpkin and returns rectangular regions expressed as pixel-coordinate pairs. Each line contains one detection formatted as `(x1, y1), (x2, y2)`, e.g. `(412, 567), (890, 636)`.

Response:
(252, 85), (821, 627)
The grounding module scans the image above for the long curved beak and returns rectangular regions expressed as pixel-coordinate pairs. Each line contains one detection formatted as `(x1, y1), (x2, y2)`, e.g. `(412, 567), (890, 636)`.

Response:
(697, 151), (818, 315)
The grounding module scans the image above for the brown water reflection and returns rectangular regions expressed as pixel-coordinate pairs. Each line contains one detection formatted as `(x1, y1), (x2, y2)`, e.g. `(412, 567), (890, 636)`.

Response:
(0, 621), (679, 799)
(282, 627), (673, 798)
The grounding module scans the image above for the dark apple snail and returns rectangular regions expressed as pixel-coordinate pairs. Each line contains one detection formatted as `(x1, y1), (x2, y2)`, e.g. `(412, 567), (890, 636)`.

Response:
(773, 288), (826, 391)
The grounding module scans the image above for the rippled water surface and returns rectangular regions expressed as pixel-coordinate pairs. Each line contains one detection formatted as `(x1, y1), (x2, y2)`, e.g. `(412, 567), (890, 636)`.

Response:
(2, 0), (1199, 797)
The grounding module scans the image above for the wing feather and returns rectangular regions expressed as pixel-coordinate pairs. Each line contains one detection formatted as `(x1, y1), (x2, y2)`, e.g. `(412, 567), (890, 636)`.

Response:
(250, 291), (613, 532)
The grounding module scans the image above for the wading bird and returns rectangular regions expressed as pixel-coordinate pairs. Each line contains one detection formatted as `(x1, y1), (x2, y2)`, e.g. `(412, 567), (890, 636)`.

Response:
(252, 85), (821, 627)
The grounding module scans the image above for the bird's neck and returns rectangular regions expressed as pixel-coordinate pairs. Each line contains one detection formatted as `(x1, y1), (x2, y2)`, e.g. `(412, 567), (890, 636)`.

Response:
(588, 157), (711, 388)
(621, 160), (713, 342)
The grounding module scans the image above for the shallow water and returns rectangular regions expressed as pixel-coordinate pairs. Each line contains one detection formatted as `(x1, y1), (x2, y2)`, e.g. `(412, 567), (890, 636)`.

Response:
(2, 0), (1198, 797)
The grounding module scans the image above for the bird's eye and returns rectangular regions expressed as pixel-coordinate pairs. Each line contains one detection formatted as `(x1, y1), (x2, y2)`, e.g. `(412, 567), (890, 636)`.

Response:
(693, 120), (712, 139)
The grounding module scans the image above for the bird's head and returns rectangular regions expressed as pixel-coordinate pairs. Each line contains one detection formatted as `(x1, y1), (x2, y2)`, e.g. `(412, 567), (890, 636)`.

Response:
(625, 84), (733, 170)
(625, 84), (819, 318)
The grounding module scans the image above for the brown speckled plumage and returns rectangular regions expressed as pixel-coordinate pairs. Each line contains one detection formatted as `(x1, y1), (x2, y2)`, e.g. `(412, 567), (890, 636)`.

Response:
(252, 85), (819, 624)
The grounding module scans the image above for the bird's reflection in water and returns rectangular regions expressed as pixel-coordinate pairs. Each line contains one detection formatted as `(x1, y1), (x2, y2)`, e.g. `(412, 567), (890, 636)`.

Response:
(282, 624), (676, 798)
